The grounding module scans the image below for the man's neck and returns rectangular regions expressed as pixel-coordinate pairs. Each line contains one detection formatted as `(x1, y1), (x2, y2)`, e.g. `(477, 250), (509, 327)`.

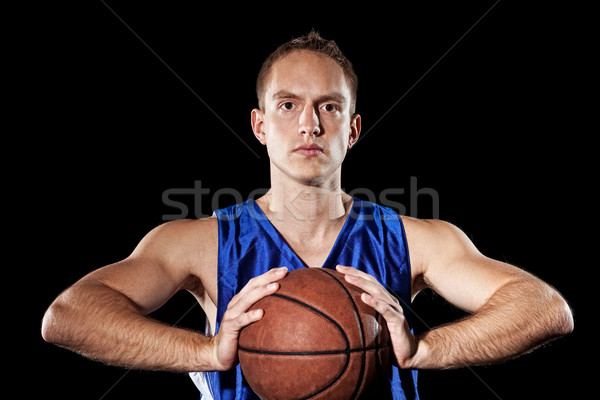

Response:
(256, 178), (353, 238)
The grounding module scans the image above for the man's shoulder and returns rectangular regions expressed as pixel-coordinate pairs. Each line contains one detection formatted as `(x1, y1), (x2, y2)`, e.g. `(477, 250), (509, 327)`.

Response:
(400, 216), (477, 275)
(400, 216), (467, 249)
(400, 215), (457, 233)
(152, 216), (218, 241)
(134, 217), (218, 263)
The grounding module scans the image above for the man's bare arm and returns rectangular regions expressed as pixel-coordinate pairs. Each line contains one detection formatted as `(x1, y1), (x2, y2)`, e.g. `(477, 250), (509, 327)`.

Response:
(42, 276), (216, 371)
(404, 218), (574, 369)
(338, 218), (573, 370)
(41, 219), (216, 371)
(410, 272), (573, 369)
(41, 218), (287, 372)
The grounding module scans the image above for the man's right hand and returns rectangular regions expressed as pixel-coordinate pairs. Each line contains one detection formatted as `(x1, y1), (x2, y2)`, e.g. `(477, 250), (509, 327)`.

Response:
(209, 267), (288, 371)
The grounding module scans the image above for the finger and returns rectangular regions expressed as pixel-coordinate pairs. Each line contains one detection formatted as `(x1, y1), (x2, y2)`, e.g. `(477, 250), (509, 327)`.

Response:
(226, 281), (279, 315)
(339, 269), (400, 307)
(336, 265), (377, 282)
(227, 267), (287, 313)
(241, 267), (288, 293)
(213, 308), (267, 371)
(361, 293), (405, 323)
(222, 308), (265, 333)
(360, 293), (416, 366)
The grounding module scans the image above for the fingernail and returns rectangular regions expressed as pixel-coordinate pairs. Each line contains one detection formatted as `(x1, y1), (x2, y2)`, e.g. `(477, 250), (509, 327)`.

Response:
(346, 274), (358, 281)
(267, 283), (279, 290)
(275, 267), (288, 274)
(336, 265), (349, 270)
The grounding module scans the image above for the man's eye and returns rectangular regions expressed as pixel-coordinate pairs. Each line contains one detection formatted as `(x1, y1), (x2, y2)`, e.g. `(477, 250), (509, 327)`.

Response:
(281, 102), (295, 110)
(323, 104), (338, 112)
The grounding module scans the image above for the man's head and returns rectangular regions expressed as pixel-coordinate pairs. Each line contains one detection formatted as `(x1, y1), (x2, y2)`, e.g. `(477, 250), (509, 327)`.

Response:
(256, 31), (358, 114)
(251, 32), (361, 187)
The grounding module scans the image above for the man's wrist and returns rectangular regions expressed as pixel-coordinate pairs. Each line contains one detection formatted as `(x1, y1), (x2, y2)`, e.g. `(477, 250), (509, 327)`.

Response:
(399, 334), (429, 370)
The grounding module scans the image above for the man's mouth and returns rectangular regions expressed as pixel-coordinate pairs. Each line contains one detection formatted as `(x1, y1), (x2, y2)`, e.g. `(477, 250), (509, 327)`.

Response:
(293, 143), (324, 157)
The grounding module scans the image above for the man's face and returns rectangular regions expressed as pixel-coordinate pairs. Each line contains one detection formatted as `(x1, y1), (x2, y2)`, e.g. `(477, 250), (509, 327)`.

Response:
(252, 50), (360, 186)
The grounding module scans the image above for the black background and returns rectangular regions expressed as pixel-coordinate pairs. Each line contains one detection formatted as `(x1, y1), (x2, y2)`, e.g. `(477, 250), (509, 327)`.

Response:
(18, 1), (593, 399)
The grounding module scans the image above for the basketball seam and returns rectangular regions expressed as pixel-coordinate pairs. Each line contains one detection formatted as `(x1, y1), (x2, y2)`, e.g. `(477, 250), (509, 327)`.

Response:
(240, 292), (352, 400)
(238, 271), (391, 400)
(375, 311), (382, 377)
(316, 269), (367, 400)
(238, 344), (387, 356)
(268, 293), (351, 351)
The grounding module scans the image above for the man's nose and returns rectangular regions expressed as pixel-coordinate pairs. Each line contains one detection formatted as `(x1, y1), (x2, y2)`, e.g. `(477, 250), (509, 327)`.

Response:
(298, 105), (321, 137)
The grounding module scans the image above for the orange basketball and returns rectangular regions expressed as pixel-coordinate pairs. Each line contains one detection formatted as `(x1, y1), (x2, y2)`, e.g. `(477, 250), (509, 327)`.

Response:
(238, 268), (391, 400)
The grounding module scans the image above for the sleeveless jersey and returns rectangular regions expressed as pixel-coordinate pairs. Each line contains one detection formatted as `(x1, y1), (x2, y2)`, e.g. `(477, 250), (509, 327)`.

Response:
(189, 198), (419, 400)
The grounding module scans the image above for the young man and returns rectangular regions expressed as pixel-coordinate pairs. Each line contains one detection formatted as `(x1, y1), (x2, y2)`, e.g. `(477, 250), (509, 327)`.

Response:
(42, 32), (573, 400)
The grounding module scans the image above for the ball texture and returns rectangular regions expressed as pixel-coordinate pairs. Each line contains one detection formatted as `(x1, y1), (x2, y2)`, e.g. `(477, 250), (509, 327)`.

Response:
(238, 268), (391, 400)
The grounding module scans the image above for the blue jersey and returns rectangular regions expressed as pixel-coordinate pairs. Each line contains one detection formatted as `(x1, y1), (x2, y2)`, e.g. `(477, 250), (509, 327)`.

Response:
(190, 198), (419, 400)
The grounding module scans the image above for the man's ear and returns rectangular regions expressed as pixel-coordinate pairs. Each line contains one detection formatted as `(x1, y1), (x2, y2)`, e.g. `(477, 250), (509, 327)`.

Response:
(347, 113), (361, 149)
(251, 108), (266, 145)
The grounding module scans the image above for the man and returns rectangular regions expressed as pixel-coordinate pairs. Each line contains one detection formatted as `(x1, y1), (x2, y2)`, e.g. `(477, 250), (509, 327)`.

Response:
(42, 31), (573, 399)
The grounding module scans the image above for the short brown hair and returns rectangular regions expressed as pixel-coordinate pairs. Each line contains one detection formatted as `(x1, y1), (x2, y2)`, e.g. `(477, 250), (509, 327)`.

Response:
(256, 30), (358, 114)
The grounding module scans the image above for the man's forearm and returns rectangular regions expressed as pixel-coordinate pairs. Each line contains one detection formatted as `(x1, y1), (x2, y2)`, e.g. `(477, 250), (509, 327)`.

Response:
(42, 281), (215, 372)
(406, 278), (573, 370)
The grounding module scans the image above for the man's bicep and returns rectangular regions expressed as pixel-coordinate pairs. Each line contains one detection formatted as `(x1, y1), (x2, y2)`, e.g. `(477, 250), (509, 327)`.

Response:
(406, 218), (527, 313)
(83, 257), (180, 315)
(82, 219), (210, 314)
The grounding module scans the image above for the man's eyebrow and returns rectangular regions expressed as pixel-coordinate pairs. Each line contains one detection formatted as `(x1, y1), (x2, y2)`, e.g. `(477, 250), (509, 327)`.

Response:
(272, 90), (302, 101)
(271, 90), (347, 104)
(318, 92), (347, 104)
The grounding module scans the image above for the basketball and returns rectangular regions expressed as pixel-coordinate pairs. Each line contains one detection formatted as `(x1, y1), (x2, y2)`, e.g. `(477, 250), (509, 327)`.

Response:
(238, 268), (391, 400)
